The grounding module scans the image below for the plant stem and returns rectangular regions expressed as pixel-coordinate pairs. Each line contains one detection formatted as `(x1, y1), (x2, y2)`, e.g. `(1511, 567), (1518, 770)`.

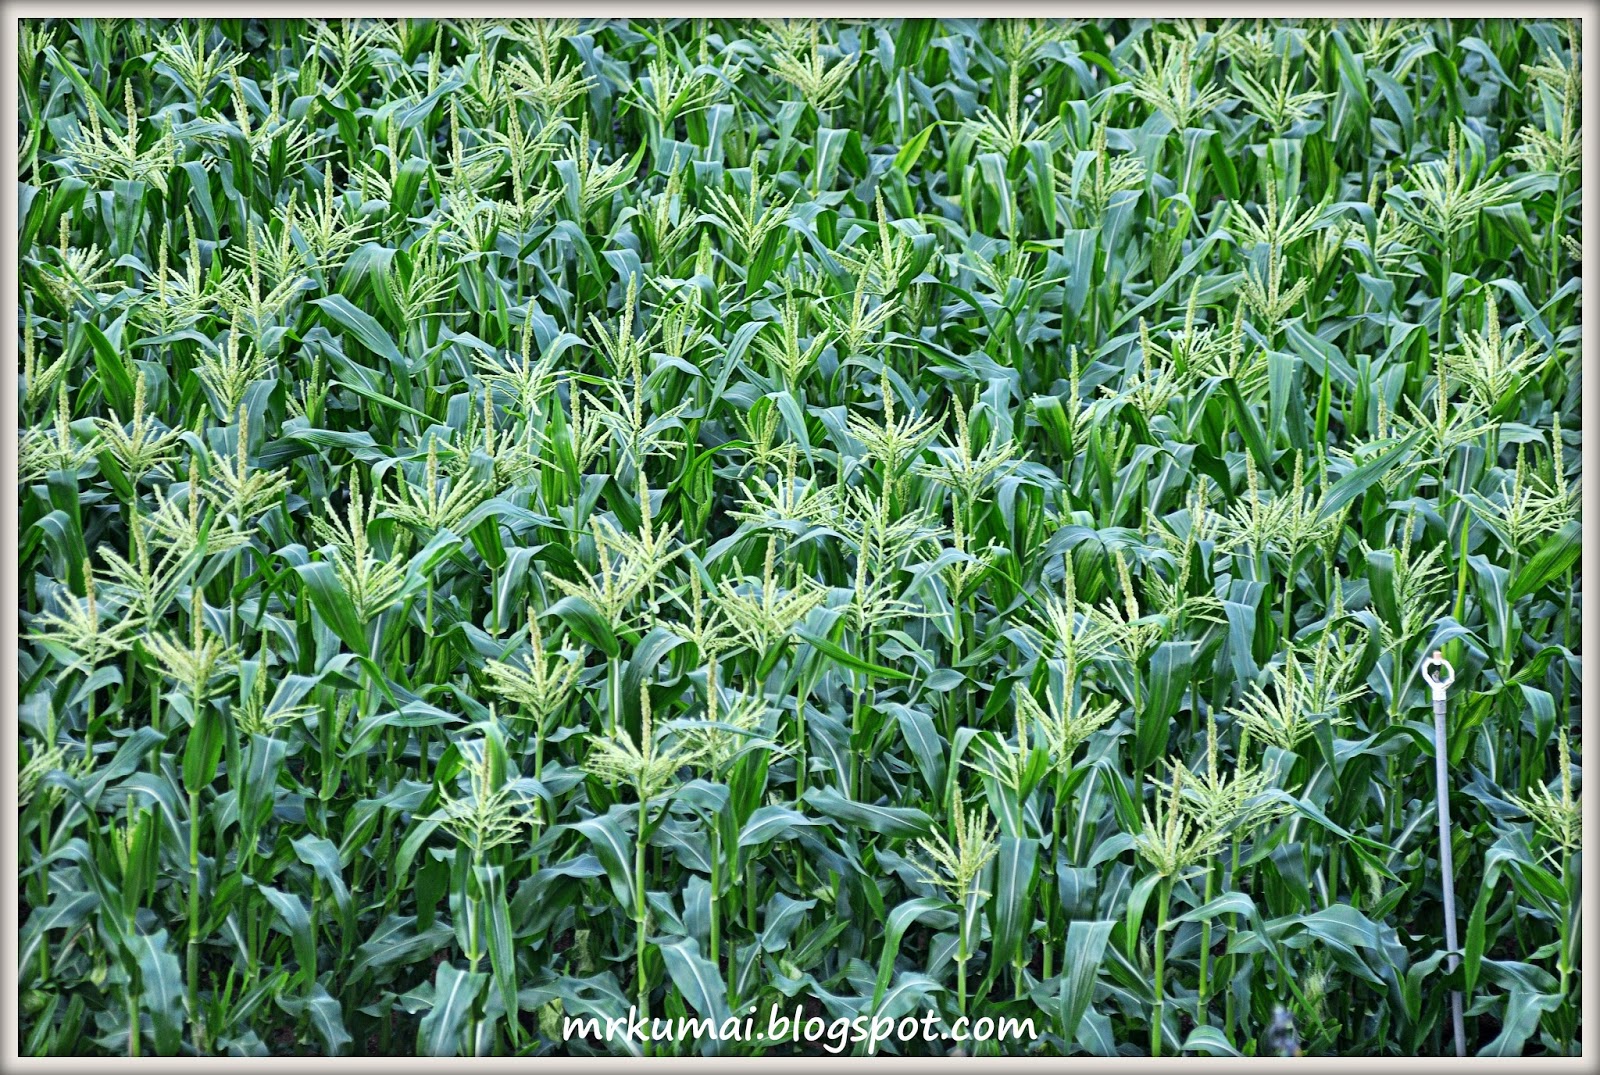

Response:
(84, 686), (98, 765)
(1548, 174), (1565, 296)
(635, 797), (649, 1019)
(127, 986), (141, 1056)
(1151, 876), (1172, 1057)
(709, 821), (722, 992)
(850, 635), (877, 799)
(465, 863), (484, 1055)
(794, 663), (810, 802)
(610, 656), (623, 736)
(1044, 775), (1068, 982)
(1282, 555), (1295, 643)
(1558, 844), (1574, 1052)
(1198, 855), (1215, 1026)
(34, 806), (53, 984)
(1224, 837), (1240, 1041)
(187, 787), (205, 1054)
(1438, 236), (1453, 358)
(957, 894), (970, 1019)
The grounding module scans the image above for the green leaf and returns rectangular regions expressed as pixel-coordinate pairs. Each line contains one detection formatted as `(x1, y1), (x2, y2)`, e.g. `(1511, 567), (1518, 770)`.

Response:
(474, 863), (519, 1046)
(1058, 919), (1114, 1047)
(889, 702), (946, 795)
(891, 122), (936, 174)
(417, 963), (486, 1057)
(260, 886), (317, 986)
(133, 929), (184, 1056)
(737, 805), (820, 849)
(1182, 1025), (1241, 1056)
(1479, 989), (1563, 1056)
(1317, 430), (1423, 523)
(546, 596), (620, 660)
(351, 915), (453, 981)
(796, 631), (913, 682)
(1221, 378), (1276, 487)
(295, 561), (370, 656)
(84, 321), (134, 416)
(312, 295), (408, 374)
(238, 733), (288, 837)
(986, 836), (1038, 978)
(802, 786), (933, 839)
(569, 814), (636, 915)
(871, 897), (955, 1012)
(657, 936), (732, 1045)
(1137, 641), (1193, 767)
(1510, 520), (1580, 601)
(291, 835), (353, 923)
(181, 707), (225, 795)
(304, 984), (353, 1057)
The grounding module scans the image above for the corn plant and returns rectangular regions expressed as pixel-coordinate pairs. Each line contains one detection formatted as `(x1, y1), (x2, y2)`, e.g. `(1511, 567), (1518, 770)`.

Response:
(17, 16), (1582, 1058)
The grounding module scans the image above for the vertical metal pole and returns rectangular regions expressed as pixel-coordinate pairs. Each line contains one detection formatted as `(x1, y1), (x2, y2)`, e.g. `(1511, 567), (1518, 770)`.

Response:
(1424, 651), (1466, 1058)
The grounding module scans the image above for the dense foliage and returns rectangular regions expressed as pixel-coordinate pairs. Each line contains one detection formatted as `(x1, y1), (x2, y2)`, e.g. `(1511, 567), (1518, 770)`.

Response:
(17, 17), (1583, 1057)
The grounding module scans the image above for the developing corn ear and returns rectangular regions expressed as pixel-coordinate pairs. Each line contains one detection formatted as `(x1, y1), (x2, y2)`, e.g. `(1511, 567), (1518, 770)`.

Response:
(18, 15), (1581, 1059)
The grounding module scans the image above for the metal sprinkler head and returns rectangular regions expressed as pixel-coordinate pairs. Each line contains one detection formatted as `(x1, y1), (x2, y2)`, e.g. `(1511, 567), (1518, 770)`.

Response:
(1421, 649), (1454, 699)
(1422, 646), (1467, 1057)
(1264, 1004), (1302, 1057)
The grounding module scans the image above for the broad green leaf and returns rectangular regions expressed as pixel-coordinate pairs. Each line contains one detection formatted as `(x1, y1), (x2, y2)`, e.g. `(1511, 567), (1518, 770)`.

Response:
(802, 786), (933, 839)
(417, 963), (486, 1057)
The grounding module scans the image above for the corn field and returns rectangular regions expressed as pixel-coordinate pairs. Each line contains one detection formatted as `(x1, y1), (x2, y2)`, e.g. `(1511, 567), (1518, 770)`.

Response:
(16, 16), (1584, 1057)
